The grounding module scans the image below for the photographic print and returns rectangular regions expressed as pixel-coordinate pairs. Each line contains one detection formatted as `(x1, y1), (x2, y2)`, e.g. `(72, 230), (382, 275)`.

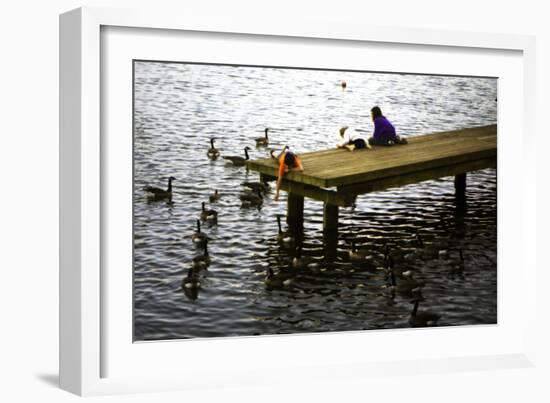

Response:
(133, 60), (497, 341)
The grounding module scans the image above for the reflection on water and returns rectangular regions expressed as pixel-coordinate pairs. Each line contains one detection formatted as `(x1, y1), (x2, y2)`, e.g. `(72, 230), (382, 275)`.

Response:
(133, 61), (497, 341)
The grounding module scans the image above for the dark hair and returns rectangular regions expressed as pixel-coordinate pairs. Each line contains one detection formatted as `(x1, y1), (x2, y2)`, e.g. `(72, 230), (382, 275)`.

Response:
(284, 151), (296, 166)
(371, 106), (383, 119)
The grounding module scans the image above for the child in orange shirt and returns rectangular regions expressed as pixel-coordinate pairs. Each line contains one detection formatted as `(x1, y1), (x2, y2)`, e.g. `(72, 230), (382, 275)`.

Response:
(274, 148), (304, 201)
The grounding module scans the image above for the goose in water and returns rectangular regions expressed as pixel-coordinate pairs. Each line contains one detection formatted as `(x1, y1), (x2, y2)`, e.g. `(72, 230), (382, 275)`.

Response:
(449, 249), (465, 277)
(209, 189), (221, 203)
(255, 128), (270, 146)
(240, 188), (263, 207)
(143, 176), (175, 200)
(404, 233), (438, 261)
(341, 80), (347, 91)
(386, 269), (424, 296)
(192, 238), (211, 270)
(207, 138), (220, 159)
(200, 201), (218, 222)
(241, 181), (269, 194)
(191, 219), (207, 247)
(408, 298), (440, 327)
(223, 146), (251, 166)
(276, 215), (294, 246)
(291, 245), (307, 269)
(264, 267), (293, 289)
(349, 240), (370, 263)
(182, 268), (201, 290)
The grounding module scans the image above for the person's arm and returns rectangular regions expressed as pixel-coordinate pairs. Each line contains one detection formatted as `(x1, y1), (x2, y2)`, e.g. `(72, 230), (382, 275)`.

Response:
(274, 160), (285, 201)
(292, 157), (304, 172)
(372, 118), (381, 140)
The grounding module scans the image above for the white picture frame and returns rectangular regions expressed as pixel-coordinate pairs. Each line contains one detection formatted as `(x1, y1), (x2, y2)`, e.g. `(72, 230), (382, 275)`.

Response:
(60, 6), (537, 396)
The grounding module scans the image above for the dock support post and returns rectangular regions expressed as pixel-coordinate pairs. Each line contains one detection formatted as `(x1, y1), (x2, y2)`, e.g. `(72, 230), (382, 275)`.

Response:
(323, 203), (339, 262)
(454, 173), (467, 200)
(287, 193), (304, 238)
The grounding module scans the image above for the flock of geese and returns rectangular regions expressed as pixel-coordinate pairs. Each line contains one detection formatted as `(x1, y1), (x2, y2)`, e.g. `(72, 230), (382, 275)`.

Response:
(349, 231), (467, 327)
(143, 127), (290, 299)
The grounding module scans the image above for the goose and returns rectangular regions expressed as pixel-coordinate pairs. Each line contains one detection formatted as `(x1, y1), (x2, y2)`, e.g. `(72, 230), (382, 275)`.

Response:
(200, 201), (218, 222)
(404, 233), (437, 260)
(418, 232), (449, 260)
(192, 238), (211, 270)
(449, 249), (465, 277)
(143, 176), (175, 200)
(408, 299), (440, 327)
(240, 188), (263, 207)
(349, 240), (369, 262)
(264, 267), (293, 289)
(386, 269), (423, 295)
(255, 128), (270, 146)
(191, 219), (207, 246)
(241, 181), (269, 193)
(341, 80), (347, 90)
(182, 268), (201, 290)
(207, 138), (220, 159)
(291, 245), (308, 269)
(383, 243), (408, 265)
(385, 253), (411, 277)
(223, 146), (251, 166)
(209, 189), (221, 203)
(276, 215), (294, 245)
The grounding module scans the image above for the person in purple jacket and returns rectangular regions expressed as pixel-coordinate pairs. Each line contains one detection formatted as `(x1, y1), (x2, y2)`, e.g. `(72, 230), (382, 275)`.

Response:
(368, 106), (407, 146)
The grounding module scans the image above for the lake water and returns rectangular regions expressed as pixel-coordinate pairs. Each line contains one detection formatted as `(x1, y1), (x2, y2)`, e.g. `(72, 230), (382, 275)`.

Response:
(133, 61), (497, 341)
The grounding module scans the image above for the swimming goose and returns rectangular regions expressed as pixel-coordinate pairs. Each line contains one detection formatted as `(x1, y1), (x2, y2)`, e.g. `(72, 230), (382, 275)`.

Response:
(191, 219), (207, 246)
(192, 238), (211, 270)
(449, 249), (465, 277)
(264, 267), (293, 289)
(200, 202), (218, 222)
(408, 299), (440, 327)
(276, 215), (294, 245)
(255, 128), (270, 146)
(404, 233), (438, 261)
(349, 240), (368, 262)
(207, 138), (220, 159)
(291, 245), (308, 269)
(209, 189), (221, 203)
(241, 181), (269, 193)
(421, 232), (451, 260)
(386, 269), (423, 295)
(143, 176), (175, 200)
(240, 189), (263, 207)
(182, 268), (201, 290)
(341, 80), (347, 90)
(223, 146), (251, 166)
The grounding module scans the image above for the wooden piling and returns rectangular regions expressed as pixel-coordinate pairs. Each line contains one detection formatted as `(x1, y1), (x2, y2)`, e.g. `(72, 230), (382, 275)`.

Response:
(454, 173), (467, 200)
(287, 193), (304, 236)
(323, 203), (339, 261)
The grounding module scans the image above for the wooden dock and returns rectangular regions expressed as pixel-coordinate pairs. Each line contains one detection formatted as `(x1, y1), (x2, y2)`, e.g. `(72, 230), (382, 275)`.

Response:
(247, 124), (496, 259)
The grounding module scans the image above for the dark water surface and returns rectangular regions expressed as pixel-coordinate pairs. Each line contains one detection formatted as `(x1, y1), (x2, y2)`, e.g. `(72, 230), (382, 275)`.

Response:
(133, 61), (497, 341)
